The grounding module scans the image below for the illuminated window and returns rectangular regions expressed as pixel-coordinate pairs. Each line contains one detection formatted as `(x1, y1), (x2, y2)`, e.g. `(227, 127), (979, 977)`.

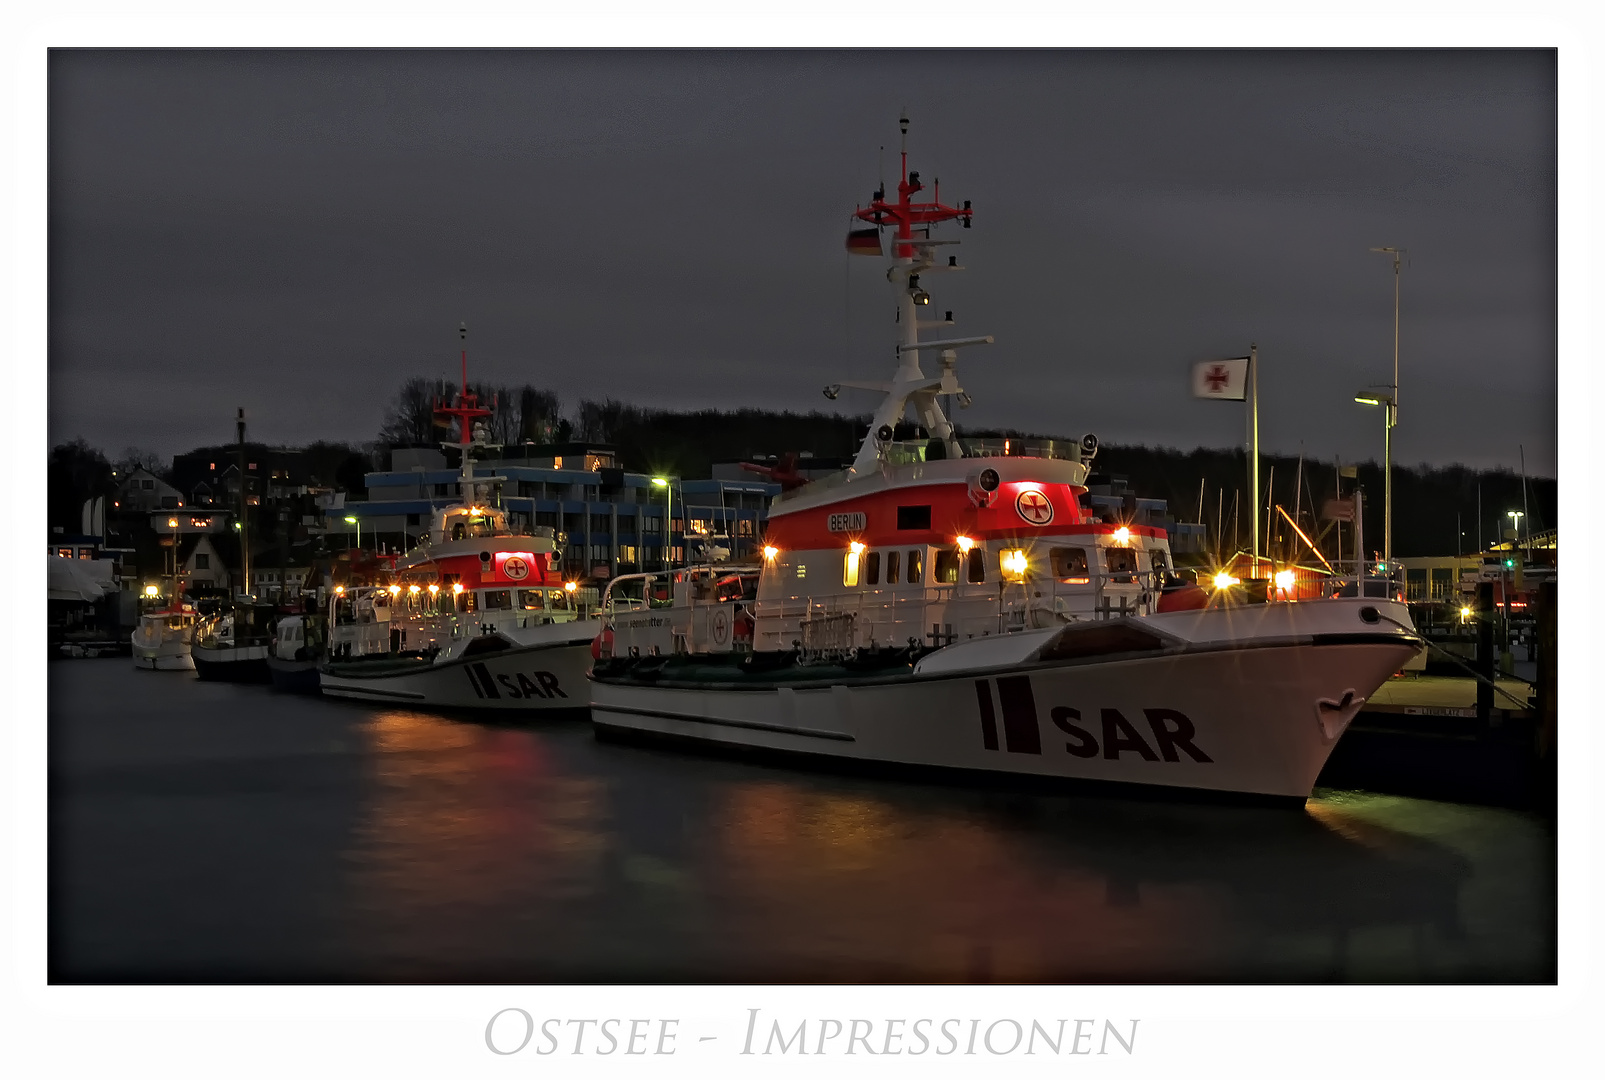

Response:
(865, 551), (881, 585)
(795, 563), (807, 579)
(967, 546), (986, 583)
(886, 550), (900, 584)
(906, 549), (923, 584)
(843, 549), (860, 586)
(934, 549), (960, 584)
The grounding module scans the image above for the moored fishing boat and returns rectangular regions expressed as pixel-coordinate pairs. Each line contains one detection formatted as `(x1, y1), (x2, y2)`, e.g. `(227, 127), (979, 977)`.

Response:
(317, 327), (598, 712)
(131, 605), (198, 671)
(589, 115), (1422, 802)
(190, 605), (273, 683)
(266, 610), (325, 693)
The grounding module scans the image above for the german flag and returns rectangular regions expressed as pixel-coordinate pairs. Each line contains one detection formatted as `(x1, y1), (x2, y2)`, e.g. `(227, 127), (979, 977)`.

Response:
(845, 228), (882, 256)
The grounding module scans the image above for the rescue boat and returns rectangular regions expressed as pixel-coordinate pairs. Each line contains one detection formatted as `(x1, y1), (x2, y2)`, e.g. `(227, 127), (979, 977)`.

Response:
(317, 327), (597, 711)
(588, 115), (1421, 801)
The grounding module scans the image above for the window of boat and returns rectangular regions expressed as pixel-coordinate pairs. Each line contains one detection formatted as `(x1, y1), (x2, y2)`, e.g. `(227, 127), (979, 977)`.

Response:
(457, 590), (476, 613)
(483, 590), (512, 610)
(1105, 547), (1138, 581)
(1051, 547), (1090, 581)
(843, 548), (861, 587)
(897, 505), (932, 530)
(906, 549), (923, 584)
(1151, 549), (1169, 572)
(518, 589), (545, 609)
(865, 551), (880, 585)
(967, 546), (986, 583)
(934, 548), (960, 584)
(885, 550), (900, 584)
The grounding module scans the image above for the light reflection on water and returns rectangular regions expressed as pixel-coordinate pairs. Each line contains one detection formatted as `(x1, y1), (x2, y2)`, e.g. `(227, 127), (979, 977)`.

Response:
(49, 662), (1554, 984)
(328, 708), (1550, 983)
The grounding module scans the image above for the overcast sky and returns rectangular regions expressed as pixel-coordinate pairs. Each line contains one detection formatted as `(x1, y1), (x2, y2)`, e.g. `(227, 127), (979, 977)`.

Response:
(48, 49), (1556, 475)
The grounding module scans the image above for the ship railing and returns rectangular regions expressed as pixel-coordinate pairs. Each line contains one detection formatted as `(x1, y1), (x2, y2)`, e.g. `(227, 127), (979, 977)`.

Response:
(753, 569), (1158, 651)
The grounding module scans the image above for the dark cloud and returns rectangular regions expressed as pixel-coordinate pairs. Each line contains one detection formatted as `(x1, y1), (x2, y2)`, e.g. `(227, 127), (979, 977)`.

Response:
(49, 49), (1555, 474)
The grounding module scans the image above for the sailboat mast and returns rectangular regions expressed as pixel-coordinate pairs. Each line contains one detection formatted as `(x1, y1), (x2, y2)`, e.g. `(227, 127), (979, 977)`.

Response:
(237, 406), (250, 600)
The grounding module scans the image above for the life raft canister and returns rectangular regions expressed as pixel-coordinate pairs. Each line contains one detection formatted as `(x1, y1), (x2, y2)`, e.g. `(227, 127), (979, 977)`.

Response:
(733, 608), (755, 644)
(590, 626), (614, 661)
(1156, 583), (1210, 613)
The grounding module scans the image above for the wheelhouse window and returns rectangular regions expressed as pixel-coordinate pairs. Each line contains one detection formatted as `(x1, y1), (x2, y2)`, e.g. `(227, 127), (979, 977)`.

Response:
(1051, 546), (1090, 582)
(865, 551), (881, 585)
(934, 549), (960, 584)
(966, 546), (986, 583)
(481, 590), (512, 610)
(885, 550), (900, 584)
(1105, 547), (1138, 582)
(457, 590), (476, 613)
(518, 589), (545, 609)
(906, 549), (923, 584)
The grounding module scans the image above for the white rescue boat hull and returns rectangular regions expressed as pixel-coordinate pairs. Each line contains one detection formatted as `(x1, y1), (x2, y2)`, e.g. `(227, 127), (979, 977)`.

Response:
(591, 599), (1420, 800)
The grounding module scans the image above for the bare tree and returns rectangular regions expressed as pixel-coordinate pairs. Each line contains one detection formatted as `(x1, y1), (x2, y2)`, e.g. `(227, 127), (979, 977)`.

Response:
(378, 378), (445, 447)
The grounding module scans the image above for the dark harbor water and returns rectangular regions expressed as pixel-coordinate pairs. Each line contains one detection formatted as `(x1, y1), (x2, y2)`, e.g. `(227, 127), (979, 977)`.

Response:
(49, 661), (1554, 984)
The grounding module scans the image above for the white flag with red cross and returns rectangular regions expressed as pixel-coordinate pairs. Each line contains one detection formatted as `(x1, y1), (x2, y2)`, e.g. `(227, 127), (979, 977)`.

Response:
(1192, 356), (1251, 401)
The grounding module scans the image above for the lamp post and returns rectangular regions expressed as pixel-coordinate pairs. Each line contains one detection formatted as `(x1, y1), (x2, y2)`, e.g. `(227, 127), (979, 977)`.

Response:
(1367, 246), (1404, 579)
(1506, 510), (1524, 553)
(651, 478), (676, 571)
(344, 515), (361, 553)
(1354, 391), (1396, 573)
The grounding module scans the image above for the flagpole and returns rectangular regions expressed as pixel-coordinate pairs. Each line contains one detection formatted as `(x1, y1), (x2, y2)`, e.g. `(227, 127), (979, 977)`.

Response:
(1249, 342), (1259, 576)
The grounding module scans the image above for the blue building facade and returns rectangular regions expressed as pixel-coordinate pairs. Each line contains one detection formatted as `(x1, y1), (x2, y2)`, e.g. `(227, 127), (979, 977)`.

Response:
(332, 446), (779, 582)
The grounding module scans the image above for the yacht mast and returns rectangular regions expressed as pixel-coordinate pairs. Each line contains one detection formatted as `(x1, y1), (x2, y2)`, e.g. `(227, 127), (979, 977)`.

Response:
(236, 406), (250, 600)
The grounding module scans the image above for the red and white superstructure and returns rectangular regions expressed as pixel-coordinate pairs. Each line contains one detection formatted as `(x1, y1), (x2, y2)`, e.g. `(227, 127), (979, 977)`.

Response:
(590, 116), (1421, 801)
(319, 326), (596, 710)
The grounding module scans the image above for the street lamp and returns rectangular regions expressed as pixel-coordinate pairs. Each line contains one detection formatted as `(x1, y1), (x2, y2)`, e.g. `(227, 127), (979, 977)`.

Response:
(652, 477), (676, 571)
(1506, 510), (1524, 555)
(1367, 245), (1404, 578)
(344, 515), (361, 552)
(1354, 390), (1397, 573)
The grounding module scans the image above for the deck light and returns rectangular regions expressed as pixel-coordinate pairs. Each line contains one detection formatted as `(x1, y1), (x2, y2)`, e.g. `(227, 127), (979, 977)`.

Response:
(408, 584), (420, 594)
(1112, 526), (1130, 544)
(167, 518), (178, 528)
(335, 585), (345, 595)
(144, 585), (159, 597)
(1213, 572), (1240, 590)
(1274, 569), (1295, 590)
(388, 585), (401, 596)
(763, 545), (779, 561)
(452, 583), (464, 595)
(428, 584), (439, 594)
(1459, 605), (1472, 622)
(955, 535), (975, 553)
(849, 541), (865, 554)
(1001, 548), (1028, 580)
(564, 581), (578, 593)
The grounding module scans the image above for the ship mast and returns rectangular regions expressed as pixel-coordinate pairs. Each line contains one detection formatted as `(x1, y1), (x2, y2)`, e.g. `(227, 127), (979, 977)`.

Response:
(842, 112), (992, 478)
(434, 322), (496, 506)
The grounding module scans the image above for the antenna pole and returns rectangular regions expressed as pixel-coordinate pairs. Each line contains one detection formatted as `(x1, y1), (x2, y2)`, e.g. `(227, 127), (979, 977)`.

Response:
(236, 407), (250, 601)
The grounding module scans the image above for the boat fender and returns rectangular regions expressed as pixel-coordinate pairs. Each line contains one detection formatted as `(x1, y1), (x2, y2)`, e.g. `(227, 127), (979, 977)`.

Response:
(590, 627), (614, 661)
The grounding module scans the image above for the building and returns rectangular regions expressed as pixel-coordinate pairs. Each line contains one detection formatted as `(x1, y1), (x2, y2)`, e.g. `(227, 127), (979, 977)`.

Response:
(332, 443), (780, 580)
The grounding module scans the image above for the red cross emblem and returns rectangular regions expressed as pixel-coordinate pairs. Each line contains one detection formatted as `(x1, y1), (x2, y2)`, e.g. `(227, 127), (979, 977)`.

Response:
(1204, 364), (1231, 392)
(1015, 489), (1055, 525)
